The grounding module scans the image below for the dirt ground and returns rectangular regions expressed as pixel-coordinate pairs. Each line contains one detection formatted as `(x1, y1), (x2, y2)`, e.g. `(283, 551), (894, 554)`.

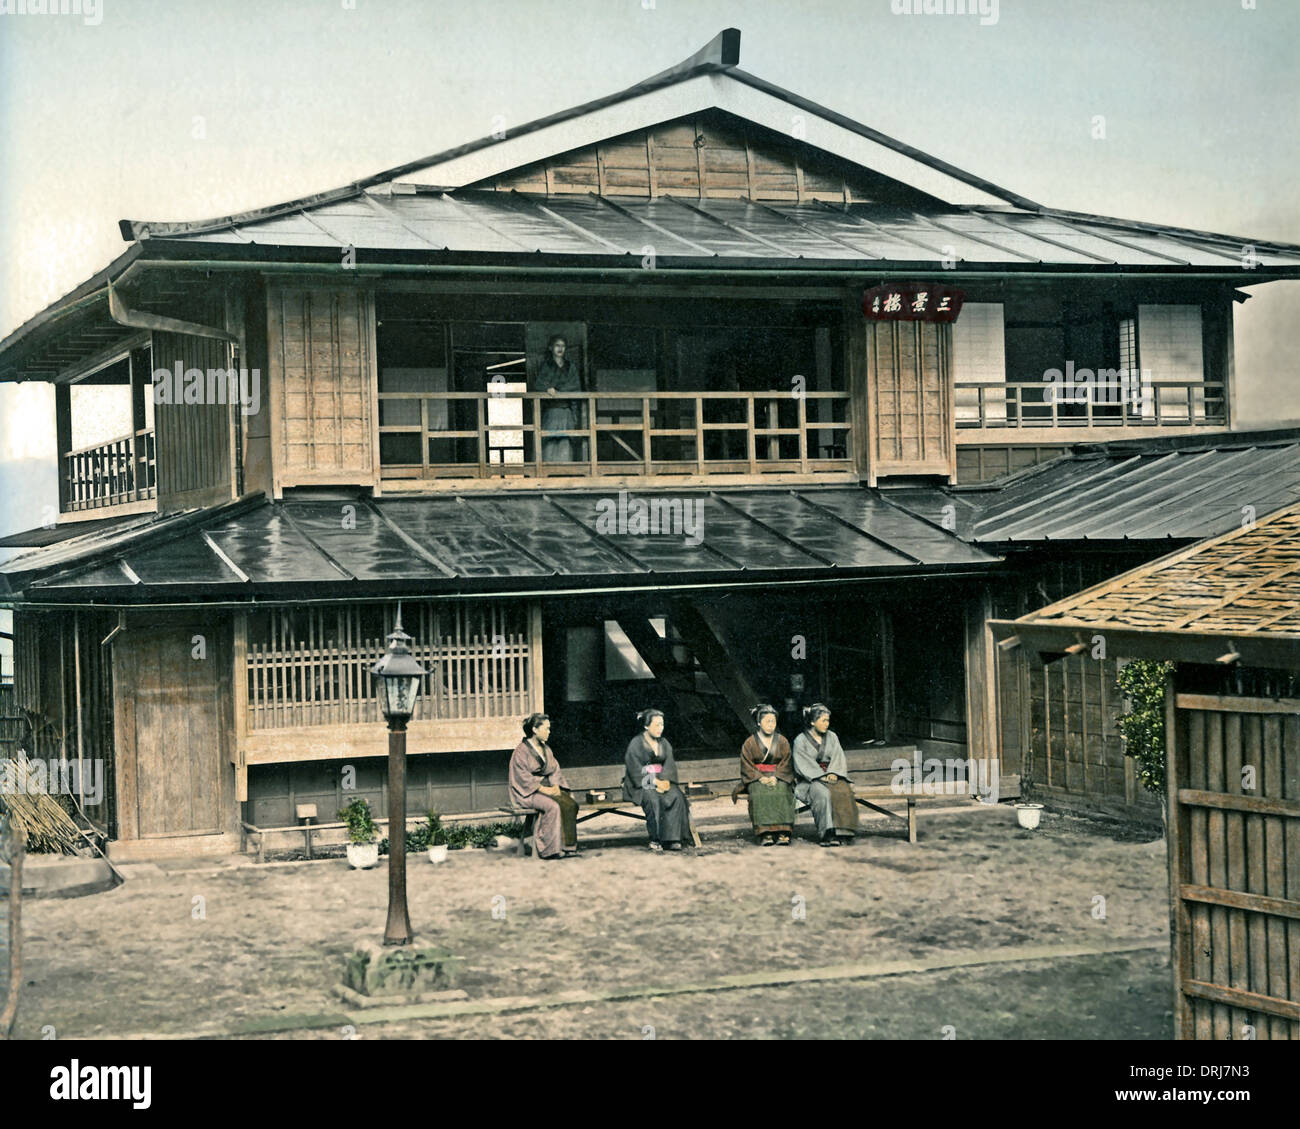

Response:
(4, 803), (1174, 1039)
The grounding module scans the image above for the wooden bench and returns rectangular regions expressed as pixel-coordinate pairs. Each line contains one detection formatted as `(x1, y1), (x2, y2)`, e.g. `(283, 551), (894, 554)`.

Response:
(501, 789), (712, 857)
(784, 780), (973, 844)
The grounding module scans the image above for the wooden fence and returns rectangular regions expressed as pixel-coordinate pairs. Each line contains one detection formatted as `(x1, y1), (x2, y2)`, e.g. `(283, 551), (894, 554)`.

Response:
(1166, 690), (1300, 1039)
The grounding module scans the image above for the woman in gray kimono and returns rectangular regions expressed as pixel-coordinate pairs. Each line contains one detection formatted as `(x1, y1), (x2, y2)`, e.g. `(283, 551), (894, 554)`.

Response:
(622, 708), (692, 852)
(534, 335), (586, 464)
(508, 713), (579, 859)
(792, 703), (859, 847)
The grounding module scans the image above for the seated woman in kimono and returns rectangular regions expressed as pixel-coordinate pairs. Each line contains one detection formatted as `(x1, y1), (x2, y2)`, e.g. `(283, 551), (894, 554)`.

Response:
(508, 713), (579, 859)
(732, 703), (796, 846)
(622, 708), (692, 852)
(792, 703), (859, 847)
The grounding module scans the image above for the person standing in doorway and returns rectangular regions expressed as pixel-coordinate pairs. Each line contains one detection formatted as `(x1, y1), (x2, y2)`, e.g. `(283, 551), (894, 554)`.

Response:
(535, 335), (586, 465)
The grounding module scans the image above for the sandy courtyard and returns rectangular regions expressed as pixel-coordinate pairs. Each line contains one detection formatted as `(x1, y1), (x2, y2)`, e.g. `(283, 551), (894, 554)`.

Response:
(3, 803), (1174, 1039)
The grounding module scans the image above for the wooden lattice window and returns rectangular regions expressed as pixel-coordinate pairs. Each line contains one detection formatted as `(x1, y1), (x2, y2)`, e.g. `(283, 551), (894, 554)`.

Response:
(245, 601), (532, 731)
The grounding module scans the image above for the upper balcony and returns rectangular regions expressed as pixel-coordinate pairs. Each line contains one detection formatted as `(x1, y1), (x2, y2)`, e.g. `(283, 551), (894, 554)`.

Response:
(955, 378), (1226, 432)
(56, 344), (158, 517)
(377, 388), (853, 483)
(367, 300), (856, 491)
(63, 427), (157, 512)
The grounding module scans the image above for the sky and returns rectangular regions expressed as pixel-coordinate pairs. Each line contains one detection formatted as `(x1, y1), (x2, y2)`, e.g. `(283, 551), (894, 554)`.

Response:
(0, 0), (1297, 547)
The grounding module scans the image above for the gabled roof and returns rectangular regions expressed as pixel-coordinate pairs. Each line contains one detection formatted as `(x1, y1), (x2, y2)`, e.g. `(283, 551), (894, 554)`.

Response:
(5, 28), (1300, 382)
(999, 500), (1300, 669)
(0, 486), (998, 604)
(117, 28), (1040, 247)
(109, 27), (1300, 272)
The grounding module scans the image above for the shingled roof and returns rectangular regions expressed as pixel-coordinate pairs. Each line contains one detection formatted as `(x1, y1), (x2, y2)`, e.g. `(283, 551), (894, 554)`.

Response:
(997, 501), (1300, 669)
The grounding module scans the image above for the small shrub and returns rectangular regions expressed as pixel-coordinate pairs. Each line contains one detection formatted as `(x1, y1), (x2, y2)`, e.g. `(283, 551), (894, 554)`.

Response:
(337, 797), (377, 845)
(1116, 659), (1175, 794)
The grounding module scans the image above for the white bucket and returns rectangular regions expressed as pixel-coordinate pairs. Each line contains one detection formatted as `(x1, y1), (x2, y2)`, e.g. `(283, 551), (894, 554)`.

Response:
(1015, 803), (1044, 830)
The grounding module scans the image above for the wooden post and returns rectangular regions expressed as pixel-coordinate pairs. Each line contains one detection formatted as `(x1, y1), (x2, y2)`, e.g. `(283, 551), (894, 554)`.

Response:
(529, 602), (545, 714)
(55, 383), (72, 513)
(876, 604), (895, 742)
(0, 824), (22, 1038)
(233, 614), (249, 804)
(73, 613), (84, 811)
(1164, 667), (1190, 1039)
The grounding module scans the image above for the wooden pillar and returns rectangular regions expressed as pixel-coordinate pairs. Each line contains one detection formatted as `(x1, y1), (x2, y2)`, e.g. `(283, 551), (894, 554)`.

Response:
(963, 587), (999, 772)
(876, 604), (895, 741)
(55, 383), (72, 512)
(529, 602), (545, 713)
(1164, 668), (1191, 1039)
(233, 613), (249, 805)
(73, 613), (85, 811)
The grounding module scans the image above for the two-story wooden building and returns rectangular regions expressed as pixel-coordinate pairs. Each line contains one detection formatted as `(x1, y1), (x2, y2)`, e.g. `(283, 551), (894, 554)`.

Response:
(3, 29), (1299, 857)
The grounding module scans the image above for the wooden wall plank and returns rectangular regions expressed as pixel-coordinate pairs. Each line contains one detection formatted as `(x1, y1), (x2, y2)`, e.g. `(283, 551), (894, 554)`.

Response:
(267, 286), (378, 490)
(865, 320), (954, 480)
(152, 330), (236, 513)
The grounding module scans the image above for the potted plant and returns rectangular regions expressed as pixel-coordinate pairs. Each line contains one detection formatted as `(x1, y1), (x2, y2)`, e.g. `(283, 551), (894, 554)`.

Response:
(338, 797), (379, 869)
(425, 810), (448, 864)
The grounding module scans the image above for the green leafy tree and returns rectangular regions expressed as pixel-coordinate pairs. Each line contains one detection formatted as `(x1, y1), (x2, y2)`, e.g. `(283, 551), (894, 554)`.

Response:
(1116, 659), (1175, 794)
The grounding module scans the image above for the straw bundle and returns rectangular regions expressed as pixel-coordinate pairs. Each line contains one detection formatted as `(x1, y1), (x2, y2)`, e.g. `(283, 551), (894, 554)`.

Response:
(0, 751), (82, 856)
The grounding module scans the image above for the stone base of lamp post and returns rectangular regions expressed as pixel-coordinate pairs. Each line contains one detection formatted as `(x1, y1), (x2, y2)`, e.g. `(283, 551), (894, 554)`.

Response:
(336, 937), (465, 1007)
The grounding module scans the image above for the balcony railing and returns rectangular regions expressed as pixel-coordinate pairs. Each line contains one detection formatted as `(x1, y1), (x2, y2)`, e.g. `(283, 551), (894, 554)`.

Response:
(955, 381), (1226, 430)
(378, 391), (854, 481)
(62, 428), (157, 512)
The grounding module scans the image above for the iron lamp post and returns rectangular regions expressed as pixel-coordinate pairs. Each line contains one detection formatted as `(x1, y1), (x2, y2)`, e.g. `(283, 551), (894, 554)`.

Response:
(372, 605), (427, 946)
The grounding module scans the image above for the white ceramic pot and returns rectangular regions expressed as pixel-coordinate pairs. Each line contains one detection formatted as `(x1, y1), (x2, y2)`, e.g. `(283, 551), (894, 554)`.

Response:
(1015, 803), (1044, 830)
(346, 842), (380, 869)
(427, 844), (449, 864)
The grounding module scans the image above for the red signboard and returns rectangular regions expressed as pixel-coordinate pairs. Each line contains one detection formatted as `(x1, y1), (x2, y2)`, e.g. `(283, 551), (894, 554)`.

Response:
(863, 283), (965, 323)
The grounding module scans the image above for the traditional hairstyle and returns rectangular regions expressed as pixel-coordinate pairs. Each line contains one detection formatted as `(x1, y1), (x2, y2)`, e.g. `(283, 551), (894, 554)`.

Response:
(521, 712), (550, 738)
(803, 703), (831, 726)
(750, 703), (778, 725)
(545, 333), (567, 350)
(636, 708), (665, 729)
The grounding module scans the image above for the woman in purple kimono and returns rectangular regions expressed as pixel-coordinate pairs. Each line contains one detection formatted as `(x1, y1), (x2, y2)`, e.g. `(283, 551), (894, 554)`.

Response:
(622, 708), (692, 852)
(508, 713), (579, 859)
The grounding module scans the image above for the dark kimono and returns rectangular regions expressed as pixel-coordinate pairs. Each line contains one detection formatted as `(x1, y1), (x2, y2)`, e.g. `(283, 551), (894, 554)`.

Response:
(622, 733), (691, 846)
(792, 727), (859, 840)
(736, 732), (796, 837)
(508, 737), (578, 857)
(533, 355), (586, 463)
